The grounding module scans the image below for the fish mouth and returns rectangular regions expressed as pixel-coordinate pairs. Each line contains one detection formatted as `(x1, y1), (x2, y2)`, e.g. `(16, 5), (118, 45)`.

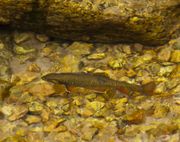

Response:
(41, 75), (58, 84)
(41, 75), (48, 81)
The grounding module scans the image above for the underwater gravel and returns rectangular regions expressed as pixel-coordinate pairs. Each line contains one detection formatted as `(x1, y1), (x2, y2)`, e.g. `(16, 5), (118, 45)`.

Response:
(0, 31), (180, 142)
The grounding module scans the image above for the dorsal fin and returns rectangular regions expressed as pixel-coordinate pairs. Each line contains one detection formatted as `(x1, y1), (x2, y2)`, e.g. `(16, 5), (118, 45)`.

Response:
(92, 72), (109, 77)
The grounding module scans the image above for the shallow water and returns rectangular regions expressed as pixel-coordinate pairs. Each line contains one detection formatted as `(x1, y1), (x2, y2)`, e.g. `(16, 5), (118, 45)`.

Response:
(0, 31), (179, 142)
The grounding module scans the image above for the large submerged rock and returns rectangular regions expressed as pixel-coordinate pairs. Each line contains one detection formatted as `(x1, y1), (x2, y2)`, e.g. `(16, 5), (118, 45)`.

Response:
(0, 0), (179, 45)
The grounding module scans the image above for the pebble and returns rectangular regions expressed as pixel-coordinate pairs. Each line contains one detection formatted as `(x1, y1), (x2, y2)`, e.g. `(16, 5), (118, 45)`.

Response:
(0, 40), (5, 50)
(14, 32), (31, 44)
(172, 38), (180, 49)
(133, 43), (143, 52)
(158, 65), (175, 76)
(28, 102), (44, 113)
(86, 101), (105, 112)
(149, 63), (161, 75)
(77, 107), (94, 117)
(8, 104), (28, 121)
(154, 82), (166, 94)
(122, 45), (131, 54)
(42, 47), (53, 57)
(36, 34), (49, 42)
(114, 98), (128, 116)
(44, 118), (65, 132)
(14, 44), (36, 55)
(67, 42), (93, 56)
(87, 53), (106, 60)
(157, 47), (171, 61)
(132, 53), (154, 68)
(25, 115), (41, 124)
(81, 125), (98, 141)
(173, 94), (180, 105)
(171, 84), (180, 94)
(153, 104), (169, 118)
(0, 81), (11, 101)
(126, 69), (137, 77)
(170, 64), (180, 78)
(108, 58), (126, 69)
(28, 83), (55, 98)
(171, 50), (180, 63)
(27, 63), (41, 72)
(122, 110), (145, 124)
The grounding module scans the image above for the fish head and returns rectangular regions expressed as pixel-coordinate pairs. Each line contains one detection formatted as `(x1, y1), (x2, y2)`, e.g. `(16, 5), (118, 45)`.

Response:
(41, 73), (59, 84)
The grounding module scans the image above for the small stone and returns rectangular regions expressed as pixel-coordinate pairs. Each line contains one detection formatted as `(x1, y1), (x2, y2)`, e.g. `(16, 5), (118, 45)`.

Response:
(1, 104), (13, 116)
(133, 43), (143, 52)
(58, 54), (80, 72)
(86, 101), (105, 112)
(0, 111), (4, 119)
(25, 115), (41, 124)
(153, 104), (169, 118)
(85, 93), (97, 100)
(8, 104), (28, 121)
(41, 108), (50, 122)
(44, 118), (65, 132)
(171, 50), (180, 63)
(108, 58), (126, 69)
(148, 123), (178, 136)
(158, 65), (175, 76)
(166, 78), (180, 89)
(173, 94), (180, 105)
(154, 82), (166, 93)
(170, 64), (180, 78)
(81, 125), (98, 141)
(171, 84), (180, 94)
(54, 125), (67, 132)
(83, 67), (96, 72)
(14, 44), (36, 55)
(14, 32), (31, 44)
(136, 70), (152, 84)
(114, 98), (128, 116)
(126, 69), (136, 77)
(0, 64), (11, 81)
(0, 40), (5, 50)
(132, 53), (153, 68)
(42, 47), (53, 57)
(27, 63), (41, 72)
(51, 131), (77, 142)
(149, 63), (161, 75)
(122, 110), (145, 124)
(28, 102), (44, 113)
(0, 81), (11, 101)
(82, 101), (105, 117)
(122, 45), (131, 54)
(72, 96), (84, 106)
(172, 38), (180, 49)
(16, 54), (36, 63)
(67, 42), (93, 56)
(28, 83), (55, 98)
(87, 53), (106, 60)
(157, 47), (171, 61)
(62, 104), (70, 112)
(36, 34), (49, 42)
(77, 108), (94, 117)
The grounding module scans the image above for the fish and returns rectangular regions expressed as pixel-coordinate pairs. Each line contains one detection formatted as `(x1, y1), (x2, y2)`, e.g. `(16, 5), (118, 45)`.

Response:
(42, 72), (155, 95)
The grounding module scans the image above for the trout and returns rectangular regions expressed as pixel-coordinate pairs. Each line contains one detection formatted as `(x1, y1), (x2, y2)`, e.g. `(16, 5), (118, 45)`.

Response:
(42, 73), (155, 95)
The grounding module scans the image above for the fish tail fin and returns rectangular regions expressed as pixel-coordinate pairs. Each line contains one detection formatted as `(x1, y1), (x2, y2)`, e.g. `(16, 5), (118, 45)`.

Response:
(142, 82), (156, 95)
(116, 86), (132, 95)
(116, 83), (143, 95)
